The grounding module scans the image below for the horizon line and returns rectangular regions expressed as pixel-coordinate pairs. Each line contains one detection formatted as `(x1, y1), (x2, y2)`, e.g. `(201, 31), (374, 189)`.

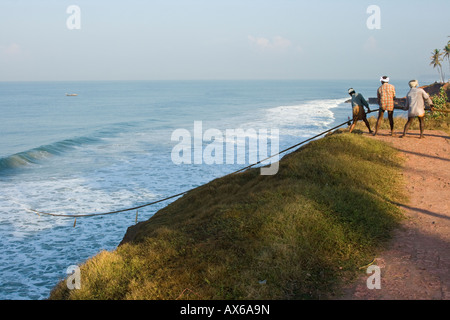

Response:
(1, 78), (442, 83)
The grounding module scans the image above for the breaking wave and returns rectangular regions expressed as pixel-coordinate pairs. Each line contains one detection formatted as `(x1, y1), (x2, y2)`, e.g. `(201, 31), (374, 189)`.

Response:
(0, 136), (100, 173)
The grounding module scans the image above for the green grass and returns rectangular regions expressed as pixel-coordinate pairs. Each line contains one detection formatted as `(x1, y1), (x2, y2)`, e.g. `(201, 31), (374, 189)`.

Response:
(352, 114), (450, 134)
(49, 133), (406, 300)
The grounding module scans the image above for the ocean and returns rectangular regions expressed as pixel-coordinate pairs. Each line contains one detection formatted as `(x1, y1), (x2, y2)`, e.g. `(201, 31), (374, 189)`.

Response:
(0, 80), (410, 299)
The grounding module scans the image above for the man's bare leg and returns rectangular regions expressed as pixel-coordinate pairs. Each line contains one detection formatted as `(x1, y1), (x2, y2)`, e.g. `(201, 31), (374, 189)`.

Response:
(362, 116), (373, 133)
(400, 117), (414, 138)
(373, 110), (384, 136)
(388, 111), (395, 136)
(349, 120), (357, 133)
(419, 116), (425, 138)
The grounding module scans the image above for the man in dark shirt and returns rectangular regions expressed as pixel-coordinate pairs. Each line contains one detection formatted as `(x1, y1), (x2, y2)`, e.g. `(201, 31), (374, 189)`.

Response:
(348, 88), (373, 134)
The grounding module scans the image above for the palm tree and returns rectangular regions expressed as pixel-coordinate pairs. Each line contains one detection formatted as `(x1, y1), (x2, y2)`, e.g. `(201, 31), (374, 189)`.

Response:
(430, 49), (445, 83)
(444, 42), (450, 80)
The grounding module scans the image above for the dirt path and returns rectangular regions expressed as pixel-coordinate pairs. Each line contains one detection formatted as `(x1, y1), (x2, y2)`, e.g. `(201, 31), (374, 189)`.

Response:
(341, 129), (450, 300)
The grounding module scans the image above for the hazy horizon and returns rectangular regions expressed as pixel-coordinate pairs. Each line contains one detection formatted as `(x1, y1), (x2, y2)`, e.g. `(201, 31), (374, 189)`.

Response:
(1, 0), (449, 83)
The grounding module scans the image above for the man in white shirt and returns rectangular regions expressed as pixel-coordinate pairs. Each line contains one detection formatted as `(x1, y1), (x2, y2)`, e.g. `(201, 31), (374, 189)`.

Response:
(400, 80), (434, 139)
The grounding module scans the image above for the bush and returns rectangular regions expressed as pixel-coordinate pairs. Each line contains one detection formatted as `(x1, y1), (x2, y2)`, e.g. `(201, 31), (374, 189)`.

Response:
(427, 87), (449, 120)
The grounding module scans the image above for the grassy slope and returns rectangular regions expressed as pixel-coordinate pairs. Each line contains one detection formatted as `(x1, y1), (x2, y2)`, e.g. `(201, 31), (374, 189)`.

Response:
(353, 115), (450, 135)
(50, 133), (406, 300)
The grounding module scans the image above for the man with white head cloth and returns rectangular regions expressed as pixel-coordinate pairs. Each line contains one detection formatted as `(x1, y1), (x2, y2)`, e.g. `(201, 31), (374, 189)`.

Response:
(374, 76), (396, 136)
(400, 80), (434, 139)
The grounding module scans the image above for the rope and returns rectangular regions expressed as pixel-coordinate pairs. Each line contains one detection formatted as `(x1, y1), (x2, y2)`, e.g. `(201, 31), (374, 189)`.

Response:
(358, 258), (376, 270)
(175, 287), (203, 300)
(26, 191), (188, 218)
(431, 109), (450, 113)
(26, 109), (378, 219)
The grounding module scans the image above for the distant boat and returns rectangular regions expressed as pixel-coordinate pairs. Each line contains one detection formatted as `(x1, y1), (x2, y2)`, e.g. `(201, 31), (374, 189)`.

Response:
(65, 93), (78, 96)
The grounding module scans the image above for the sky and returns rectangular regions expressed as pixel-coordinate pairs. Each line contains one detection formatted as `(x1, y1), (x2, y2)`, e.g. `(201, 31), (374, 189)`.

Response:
(0, 0), (449, 82)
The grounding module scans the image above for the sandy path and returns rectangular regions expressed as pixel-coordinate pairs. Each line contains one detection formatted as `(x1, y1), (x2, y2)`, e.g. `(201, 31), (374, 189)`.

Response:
(341, 129), (450, 300)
